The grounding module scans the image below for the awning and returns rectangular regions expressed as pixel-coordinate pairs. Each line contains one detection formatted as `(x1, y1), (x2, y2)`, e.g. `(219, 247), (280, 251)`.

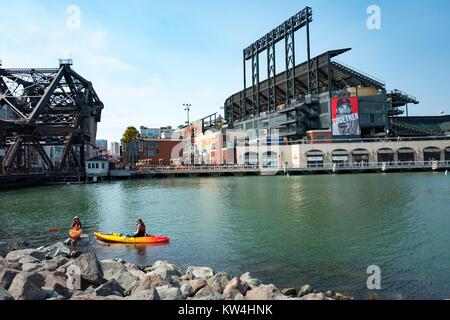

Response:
(333, 156), (349, 161)
(377, 149), (394, 154)
(307, 156), (324, 162)
(332, 150), (349, 156)
(306, 151), (324, 156)
(423, 147), (441, 153)
(398, 148), (415, 154)
(352, 149), (370, 155)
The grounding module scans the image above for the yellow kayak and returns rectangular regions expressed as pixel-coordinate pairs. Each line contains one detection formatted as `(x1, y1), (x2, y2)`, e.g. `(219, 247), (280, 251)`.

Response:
(93, 232), (170, 244)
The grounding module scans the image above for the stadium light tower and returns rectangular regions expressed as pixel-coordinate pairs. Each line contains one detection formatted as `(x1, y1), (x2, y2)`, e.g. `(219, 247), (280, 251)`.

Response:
(183, 103), (191, 126)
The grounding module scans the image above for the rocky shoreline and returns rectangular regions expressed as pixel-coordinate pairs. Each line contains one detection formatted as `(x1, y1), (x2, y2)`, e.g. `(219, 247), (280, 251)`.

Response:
(0, 240), (353, 301)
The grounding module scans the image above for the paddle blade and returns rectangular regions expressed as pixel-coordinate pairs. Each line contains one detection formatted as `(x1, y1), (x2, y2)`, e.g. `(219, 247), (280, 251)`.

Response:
(48, 228), (62, 233)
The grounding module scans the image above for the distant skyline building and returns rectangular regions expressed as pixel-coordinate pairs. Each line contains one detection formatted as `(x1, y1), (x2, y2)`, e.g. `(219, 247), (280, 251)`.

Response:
(109, 142), (120, 157)
(96, 139), (108, 151)
(140, 126), (174, 139)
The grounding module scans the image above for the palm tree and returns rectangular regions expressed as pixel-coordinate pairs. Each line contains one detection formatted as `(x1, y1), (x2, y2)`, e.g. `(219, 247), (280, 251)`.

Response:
(121, 127), (140, 167)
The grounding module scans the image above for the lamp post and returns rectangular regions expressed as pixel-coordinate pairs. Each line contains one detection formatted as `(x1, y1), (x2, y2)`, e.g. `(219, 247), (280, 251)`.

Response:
(183, 104), (193, 164)
(183, 103), (191, 126)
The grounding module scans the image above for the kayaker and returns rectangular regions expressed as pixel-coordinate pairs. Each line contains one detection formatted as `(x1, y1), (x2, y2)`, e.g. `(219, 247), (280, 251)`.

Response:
(71, 216), (82, 229)
(127, 218), (146, 238)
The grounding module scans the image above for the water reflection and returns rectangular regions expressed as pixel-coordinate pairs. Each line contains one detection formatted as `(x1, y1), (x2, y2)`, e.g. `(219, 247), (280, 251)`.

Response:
(1, 173), (450, 299)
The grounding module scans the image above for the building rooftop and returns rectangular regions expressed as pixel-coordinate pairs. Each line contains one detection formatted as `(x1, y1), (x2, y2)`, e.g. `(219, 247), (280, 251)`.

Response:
(86, 156), (109, 162)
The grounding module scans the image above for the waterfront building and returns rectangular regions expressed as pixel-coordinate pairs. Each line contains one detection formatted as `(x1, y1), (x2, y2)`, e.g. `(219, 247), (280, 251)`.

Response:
(138, 139), (182, 166)
(85, 157), (109, 179)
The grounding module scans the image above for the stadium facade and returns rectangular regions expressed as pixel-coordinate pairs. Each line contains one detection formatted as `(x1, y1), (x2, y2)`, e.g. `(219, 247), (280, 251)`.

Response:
(223, 8), (450, 142)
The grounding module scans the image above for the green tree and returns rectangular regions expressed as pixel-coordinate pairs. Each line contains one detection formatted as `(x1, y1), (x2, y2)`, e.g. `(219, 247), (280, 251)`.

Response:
(121, 126), (140, 144)
(121, 126), (140, 167)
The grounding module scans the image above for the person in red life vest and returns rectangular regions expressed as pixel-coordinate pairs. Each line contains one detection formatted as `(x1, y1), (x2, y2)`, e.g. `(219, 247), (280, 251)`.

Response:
(127, 218), (147, 238)
(72, 216), (82, 229)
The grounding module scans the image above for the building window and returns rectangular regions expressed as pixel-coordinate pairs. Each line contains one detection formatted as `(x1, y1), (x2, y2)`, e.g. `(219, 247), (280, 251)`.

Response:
(88, 163), (91, 169)
(96, 163), (99, 169)
(102, 163), (105, 169)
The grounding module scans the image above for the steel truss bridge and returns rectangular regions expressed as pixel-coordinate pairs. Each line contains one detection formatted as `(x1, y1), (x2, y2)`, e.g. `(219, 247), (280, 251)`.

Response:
(0, 60), (104, 173)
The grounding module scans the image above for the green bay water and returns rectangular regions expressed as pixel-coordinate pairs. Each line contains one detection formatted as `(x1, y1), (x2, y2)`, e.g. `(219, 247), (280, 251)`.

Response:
(1, 173), (450, 299)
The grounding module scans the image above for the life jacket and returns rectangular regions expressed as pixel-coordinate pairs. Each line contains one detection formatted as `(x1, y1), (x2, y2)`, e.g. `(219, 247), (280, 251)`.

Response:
(136, 223), (146, 235)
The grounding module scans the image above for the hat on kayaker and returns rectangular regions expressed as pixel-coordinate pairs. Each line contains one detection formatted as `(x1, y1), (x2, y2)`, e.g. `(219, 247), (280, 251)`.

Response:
(74, 216), (79, 220)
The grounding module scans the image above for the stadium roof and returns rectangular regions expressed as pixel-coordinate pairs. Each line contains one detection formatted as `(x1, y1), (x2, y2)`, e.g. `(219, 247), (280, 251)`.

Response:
(225, 48), (387, 121)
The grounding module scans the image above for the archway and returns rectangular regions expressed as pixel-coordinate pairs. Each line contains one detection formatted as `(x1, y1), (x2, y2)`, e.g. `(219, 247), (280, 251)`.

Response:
(377, 148), (395, 163)
(445, 147), (450, 161)
(306, 150), (324, 168)
(352, 149), (370, 164)
(332, 149), (349, 165)
(262, 151), (278, 168)
(423, 147), (441, 162)
(244, 152), (259, 166)
(397, 148), (415, 162)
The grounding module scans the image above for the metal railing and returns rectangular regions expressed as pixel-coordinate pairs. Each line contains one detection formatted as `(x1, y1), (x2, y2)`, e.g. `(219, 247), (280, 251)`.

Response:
(305, 161), (450, 170)
(138, 161), (450, 174)
(287, 135), (450, 145)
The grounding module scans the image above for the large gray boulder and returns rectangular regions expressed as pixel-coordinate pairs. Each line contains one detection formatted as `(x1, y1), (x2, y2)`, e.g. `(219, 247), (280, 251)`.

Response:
(42, 242), (72, 259)
(207, 272), (230, 294)
(41, 257), (70, 272)
(8, 272), (47, 300)
(146, 261), (183, 277)
(131, 273), (169, 294)
(71, 253), (104, 285)
(189, 279), (207, 295)
(180, 282), (194, 298)
(223, 277), (249, 300)
(245, 284), (285, 301)
(70, 295), (123, 301)
(6, 249), (46, 262)
(0, 268), (19, 290)
(126, 288), (160, 301)
(0, 287), (14, 300)
(21, 263), (39, 272)
(240, 272), (262, 289)
(300, 293), (333, 300)
(125, 263), (146, 280)
(298, 284), (314, 297)
(101, 260), (139, 292)
(19, 255), (40, 265)
(185, 266), (214, 280)
(0, 242), (8, 258)
(155, 285), (184, 300)
(0, 258), (21, 271)
(95, 279), (125, 297)
(190, 285), (224, 300)
(282, 288), (299, 297)
(44, 272), (71, 298)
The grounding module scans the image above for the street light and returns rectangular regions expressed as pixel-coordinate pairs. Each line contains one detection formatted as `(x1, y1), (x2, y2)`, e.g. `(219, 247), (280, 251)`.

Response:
(183, 103), (191, 126)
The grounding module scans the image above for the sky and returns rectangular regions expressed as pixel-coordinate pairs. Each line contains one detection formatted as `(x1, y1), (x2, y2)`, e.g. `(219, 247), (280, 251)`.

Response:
(1, 0), (450, 143)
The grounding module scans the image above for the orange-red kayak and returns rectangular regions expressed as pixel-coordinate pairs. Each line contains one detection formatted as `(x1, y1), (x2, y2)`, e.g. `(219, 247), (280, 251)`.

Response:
(93, 232), (170, 244)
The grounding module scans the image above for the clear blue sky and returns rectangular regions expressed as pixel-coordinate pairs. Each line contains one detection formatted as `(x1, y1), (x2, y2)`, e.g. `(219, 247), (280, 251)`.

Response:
(1, 0), (449, 143)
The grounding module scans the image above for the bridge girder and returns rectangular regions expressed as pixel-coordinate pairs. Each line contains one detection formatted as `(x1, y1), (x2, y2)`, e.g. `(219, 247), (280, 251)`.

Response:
(0, 63), (104, 171)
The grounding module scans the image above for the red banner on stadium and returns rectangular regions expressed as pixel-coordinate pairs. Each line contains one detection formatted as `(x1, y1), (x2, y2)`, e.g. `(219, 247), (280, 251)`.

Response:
(331, 97), (361, 137)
